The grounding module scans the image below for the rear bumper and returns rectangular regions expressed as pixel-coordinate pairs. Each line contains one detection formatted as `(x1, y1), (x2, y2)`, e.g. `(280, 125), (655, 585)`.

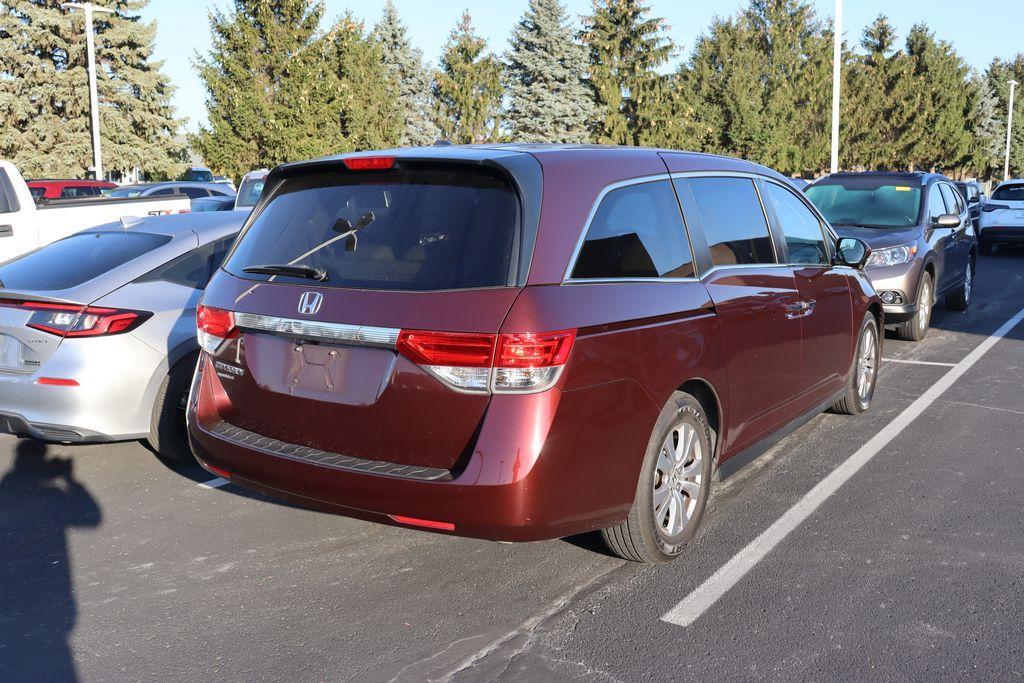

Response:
(979, 226), (1024, 244)
(0, 409), (113, 443)
(188, 354), (657, 542)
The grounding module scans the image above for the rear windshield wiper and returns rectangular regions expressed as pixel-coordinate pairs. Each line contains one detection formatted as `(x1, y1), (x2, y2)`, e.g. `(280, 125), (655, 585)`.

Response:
(243, 264), (328, 281)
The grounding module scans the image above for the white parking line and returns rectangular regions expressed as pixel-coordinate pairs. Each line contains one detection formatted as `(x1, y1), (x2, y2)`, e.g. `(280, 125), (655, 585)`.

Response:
(882, 357), (957, 367)
(662, 306), (1024, 628)
(196, 477), (229, 489)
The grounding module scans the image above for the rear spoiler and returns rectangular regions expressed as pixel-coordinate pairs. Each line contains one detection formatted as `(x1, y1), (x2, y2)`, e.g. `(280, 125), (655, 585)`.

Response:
(0, 290), (83, 307)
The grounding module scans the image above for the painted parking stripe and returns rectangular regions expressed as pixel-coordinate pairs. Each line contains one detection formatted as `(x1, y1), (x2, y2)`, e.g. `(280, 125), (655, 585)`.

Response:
(662, 305), (1024, 628)
(196, 477), (229, 489)
(882, 358), (957, 367)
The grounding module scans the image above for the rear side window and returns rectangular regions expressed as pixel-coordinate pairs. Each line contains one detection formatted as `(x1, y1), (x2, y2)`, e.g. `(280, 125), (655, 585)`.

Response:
(181, 187), (210, 199)
(29, 187), (46, 200)
(225, 167), (518, 291)
(991, 184), (1024, 202)
(138, 235), (238, 290)
(150, 187), (179, 197)
(571, 180), (694, 279)
(0, 169), (19, 213)
(764, 182), (829, 265)
(685, 177), (775, 266)
(0, 232), (171, 291)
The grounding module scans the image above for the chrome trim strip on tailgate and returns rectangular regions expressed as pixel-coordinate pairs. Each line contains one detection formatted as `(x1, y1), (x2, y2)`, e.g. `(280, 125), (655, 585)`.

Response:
(209, 421), (452, 481)
(233, 312), (399, 348)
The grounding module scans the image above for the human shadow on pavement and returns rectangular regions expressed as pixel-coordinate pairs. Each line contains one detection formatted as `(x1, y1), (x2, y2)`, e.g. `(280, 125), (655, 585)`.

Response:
(0, 439), (101, 681)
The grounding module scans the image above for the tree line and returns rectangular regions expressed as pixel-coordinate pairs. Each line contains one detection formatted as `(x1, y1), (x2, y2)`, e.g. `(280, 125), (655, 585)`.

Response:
(3, 0), (1024, 182)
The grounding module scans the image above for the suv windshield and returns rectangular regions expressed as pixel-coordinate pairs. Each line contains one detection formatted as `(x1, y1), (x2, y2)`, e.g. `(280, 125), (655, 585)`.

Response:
(991, 184), (1024, 202)
(0, 231), (171, 290)
(224, 166), (519, 291)
(805, 177), (922, 229)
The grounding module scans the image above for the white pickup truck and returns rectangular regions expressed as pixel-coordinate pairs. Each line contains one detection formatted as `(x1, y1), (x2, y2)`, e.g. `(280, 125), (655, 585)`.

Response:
(0, 160), (191, 263)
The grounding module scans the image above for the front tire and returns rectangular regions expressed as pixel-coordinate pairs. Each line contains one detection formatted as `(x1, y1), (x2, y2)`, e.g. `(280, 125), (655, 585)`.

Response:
(147, 352), (200, 465)
(602, 392), (714, 563)
(894, 272), (932, 342)
(831, 313), (880, 415)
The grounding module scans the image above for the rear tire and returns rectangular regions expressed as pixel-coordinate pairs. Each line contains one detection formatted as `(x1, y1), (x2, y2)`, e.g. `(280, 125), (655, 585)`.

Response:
(147, 352), (200, 465)
(601, 392), (713, 563)
(894, 272), (932, 342)
(979, 239), (993, 255)
(946, 258), (973, 311)
(830, 313), (880, 415)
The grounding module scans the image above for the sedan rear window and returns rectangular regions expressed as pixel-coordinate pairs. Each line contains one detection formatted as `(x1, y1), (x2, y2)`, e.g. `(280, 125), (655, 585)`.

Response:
(224, 166), (518, 291)
(991, 184), (1024, 202)
(0, 232), (171, 291)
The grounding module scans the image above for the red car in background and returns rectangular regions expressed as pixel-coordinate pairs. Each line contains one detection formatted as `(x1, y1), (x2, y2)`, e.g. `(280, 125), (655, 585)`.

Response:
(187, 146), (881, 563)
(28, 179), (118, 200)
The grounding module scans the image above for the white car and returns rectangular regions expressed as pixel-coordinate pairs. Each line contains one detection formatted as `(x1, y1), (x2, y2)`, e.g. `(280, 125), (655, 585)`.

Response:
(0, 161), (191, 262)
(978, 180), (1024, 253)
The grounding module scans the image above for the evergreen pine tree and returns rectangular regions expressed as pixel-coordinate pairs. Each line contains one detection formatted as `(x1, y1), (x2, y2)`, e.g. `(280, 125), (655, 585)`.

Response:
(192, 0), (332, 179)
(504, 0), (594, 143)
(372, 0), (439, 146)
(986, 55), (1024, 178)
(432, 11), (503, 144)
(0, 0), (185, 179)
(964, 74), (1004, 178)
(581, 0), (673, 146)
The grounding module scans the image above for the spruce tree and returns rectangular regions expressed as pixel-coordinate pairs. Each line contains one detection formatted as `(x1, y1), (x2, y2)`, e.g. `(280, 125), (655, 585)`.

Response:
(192, 0), (332, 179)
(986, 55), (1024, 178)
(0, 0), (185, 179)
(581, 0), (673, 146)
(372, 0), (439, 147)
(964, 74), (1004, 179)
(432, 11), (503, 144)
(504, 0), (595, 143)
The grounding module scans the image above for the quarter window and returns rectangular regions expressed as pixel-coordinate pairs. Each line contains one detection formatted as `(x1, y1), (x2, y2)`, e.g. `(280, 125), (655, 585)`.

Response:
(685, 177), (776, 266)
(764, 182), (829, 265)
(571, 180), (694, 279)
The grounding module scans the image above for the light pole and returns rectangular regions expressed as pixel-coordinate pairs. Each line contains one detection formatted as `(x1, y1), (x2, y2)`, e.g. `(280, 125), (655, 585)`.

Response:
(829, 0), (843, 174)
(61, 3), (114, 181)
(1005, 79), (1018, 182)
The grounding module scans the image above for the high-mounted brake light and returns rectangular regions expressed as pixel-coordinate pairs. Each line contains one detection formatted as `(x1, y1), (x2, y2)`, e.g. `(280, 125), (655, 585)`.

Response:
(196, 304), (238, 354)
(0, 300), (149, 338)
(396, 329), (577, 394)
(342, 156), (395, 171)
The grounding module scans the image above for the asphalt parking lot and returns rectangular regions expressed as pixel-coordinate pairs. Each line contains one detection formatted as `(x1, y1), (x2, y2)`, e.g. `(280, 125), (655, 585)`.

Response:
(3, 251), (1024, 681)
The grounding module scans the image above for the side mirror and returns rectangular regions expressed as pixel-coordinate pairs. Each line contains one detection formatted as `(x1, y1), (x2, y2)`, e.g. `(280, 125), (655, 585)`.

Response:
(835, 237), (871, 269)
(934, 213), (960, 228)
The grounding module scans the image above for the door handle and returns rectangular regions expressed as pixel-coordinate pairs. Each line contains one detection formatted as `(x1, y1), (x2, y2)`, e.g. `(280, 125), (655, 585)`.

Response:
(0, 225), (12, 238)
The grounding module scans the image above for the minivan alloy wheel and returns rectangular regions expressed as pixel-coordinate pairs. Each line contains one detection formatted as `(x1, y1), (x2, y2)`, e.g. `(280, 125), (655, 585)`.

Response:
(653, 422), (703, 537)
(856, 324), (878, 403)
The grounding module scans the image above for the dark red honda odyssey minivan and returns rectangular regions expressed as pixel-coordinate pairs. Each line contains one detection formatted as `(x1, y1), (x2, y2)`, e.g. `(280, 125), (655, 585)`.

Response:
(188, 146), (881, 563)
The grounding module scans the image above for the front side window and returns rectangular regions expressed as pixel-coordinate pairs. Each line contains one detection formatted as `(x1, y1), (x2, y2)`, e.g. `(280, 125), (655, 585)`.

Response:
(927, 186), (948, 220)
(685, 177), (776, 266)
(571, 180), (694, 279)
(764, 182), (829, 265)
(939, 183), (962, 215)
(225, 166), (518, 291)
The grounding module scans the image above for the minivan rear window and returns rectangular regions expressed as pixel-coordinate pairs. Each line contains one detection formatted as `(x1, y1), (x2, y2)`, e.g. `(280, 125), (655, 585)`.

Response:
(0, 231), (171, 291)
(224, 167), (518, 291)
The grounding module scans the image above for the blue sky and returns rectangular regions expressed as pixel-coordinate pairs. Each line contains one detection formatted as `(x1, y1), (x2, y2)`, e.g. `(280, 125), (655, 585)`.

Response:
(145, 0), (1024, 133)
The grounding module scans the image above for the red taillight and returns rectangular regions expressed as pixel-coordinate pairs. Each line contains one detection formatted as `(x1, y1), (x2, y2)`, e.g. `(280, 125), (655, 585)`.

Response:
(196, 305), (237, 339)
(342, 156), (395, 171)
(395, 328), (577, 394)
(497, 330), (576, 368)
(388, 514), (456, 531)
(0, 300), (149, 338)
(396, 330), (495, 367)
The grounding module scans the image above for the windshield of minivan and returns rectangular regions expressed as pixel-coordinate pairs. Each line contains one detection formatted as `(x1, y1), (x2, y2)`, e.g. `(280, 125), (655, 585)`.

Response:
(805, 177), (922, 228)
(0, 231), (172, 290)
(991, 184), (1024, 202)
(224, 167), (518, 291)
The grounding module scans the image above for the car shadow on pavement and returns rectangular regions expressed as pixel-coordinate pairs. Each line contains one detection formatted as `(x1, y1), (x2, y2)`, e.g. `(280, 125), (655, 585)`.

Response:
(0, 439), (101, 681)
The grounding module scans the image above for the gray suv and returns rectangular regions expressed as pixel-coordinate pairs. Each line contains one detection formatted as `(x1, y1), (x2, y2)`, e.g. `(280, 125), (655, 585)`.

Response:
(806, 172), (976, 341)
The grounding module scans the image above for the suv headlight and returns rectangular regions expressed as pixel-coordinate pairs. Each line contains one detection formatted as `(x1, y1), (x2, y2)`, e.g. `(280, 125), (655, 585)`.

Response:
(866, 244), (918, 269)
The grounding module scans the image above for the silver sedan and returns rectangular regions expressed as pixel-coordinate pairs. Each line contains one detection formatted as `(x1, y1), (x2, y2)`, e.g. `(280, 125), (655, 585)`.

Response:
(0, 212), (243, 462)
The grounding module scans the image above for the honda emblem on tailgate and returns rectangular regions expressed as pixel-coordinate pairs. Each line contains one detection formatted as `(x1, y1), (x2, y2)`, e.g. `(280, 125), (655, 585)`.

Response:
(298, 291), (323, 315)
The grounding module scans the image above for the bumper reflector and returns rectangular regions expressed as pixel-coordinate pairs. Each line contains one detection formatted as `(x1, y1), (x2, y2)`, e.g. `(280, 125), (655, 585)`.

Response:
(35, 377), (80, 386)
(388, 514), (456, 531)
(204, 463), (232, 479)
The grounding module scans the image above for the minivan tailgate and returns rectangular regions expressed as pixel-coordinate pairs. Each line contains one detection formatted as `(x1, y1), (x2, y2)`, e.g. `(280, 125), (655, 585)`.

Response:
(202, 279), (522, 472)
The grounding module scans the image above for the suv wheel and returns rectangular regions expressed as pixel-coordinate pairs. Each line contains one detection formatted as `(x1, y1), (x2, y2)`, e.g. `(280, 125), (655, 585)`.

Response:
(602, 392), (713, 563)
(946, 259), (973, 311)
(831, 313), (880, 415)
(894, 272), (932, 342)
(147, 352), (199, 465)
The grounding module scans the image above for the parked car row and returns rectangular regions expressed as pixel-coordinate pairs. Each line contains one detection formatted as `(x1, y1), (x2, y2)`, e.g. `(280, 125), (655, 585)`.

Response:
(3, 144), (1021, 566)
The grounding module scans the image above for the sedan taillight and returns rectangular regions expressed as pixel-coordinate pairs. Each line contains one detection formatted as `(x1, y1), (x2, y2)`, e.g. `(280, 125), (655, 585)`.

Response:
(396, 329), (576, 394)
(0, 300), (149, 338)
